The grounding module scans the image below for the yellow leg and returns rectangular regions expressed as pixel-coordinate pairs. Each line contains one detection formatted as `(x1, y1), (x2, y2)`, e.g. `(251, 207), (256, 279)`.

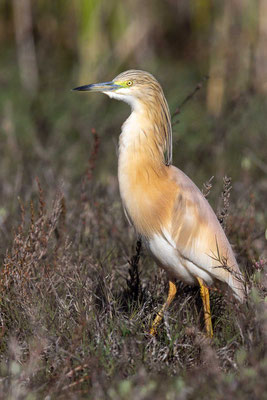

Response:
(150, 280), (177, 336)
(197, 277), (213, 338)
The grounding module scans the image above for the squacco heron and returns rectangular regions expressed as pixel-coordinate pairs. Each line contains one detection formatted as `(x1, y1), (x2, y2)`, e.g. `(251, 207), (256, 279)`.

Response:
(73, 70), (245, 337)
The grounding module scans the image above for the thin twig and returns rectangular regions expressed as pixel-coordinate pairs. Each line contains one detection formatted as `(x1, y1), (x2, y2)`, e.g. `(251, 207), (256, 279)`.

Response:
(217, 176), (232, 229)
(202, 176), (214, 198)
(171, 75), (209, 120)
(127, 238), (142, 302)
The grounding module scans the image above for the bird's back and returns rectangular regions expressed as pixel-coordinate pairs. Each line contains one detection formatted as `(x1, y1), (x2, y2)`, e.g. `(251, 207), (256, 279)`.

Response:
(155, 165), (245, 301)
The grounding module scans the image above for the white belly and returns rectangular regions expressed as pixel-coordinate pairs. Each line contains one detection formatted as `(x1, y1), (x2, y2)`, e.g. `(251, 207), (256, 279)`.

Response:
(148, 232), (214, 286)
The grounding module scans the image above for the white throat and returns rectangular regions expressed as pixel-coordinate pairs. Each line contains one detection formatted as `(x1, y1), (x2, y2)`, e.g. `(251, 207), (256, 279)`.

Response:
(103, 91), (142, 112)
(103, 91), (146, 152)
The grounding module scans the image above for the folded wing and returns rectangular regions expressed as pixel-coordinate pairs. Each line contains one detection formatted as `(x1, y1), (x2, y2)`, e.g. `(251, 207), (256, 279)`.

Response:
(168, 166), (245, 301)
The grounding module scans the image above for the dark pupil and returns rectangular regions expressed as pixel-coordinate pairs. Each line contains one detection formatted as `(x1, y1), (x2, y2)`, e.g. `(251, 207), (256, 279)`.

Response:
(128, 81), (131, 85)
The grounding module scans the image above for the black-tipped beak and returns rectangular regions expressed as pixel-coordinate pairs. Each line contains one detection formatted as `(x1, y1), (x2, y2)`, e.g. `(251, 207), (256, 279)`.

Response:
(72, 81), (120, 92)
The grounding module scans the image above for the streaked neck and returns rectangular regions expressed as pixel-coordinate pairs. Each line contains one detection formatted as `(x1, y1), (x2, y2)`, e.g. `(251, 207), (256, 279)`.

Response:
(119, 107), (166, 165)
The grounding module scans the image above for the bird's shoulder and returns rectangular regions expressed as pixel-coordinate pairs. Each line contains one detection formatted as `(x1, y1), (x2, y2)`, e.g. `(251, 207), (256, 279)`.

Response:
(167, 165), (227, 246)
(168, 165), (210, 212)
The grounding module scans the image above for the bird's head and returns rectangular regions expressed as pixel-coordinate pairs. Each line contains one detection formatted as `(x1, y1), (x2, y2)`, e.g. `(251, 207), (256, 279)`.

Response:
(72, 69), (164, 110)
(73, 69), (172, 164)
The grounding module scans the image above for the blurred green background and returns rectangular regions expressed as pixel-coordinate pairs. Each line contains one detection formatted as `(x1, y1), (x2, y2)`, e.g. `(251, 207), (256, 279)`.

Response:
(0, 0), (266, 248)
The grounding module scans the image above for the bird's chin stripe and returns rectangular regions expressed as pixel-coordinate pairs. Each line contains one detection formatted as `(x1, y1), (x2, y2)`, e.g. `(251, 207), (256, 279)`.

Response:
(103, 91), (139, 110)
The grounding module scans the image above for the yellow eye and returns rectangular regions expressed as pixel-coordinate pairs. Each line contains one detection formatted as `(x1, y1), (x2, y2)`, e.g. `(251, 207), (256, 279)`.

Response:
(126, 80), (133, 87)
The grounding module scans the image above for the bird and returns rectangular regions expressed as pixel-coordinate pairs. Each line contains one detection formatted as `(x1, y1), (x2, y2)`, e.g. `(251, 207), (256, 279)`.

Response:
(73, 70), (245, 337)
